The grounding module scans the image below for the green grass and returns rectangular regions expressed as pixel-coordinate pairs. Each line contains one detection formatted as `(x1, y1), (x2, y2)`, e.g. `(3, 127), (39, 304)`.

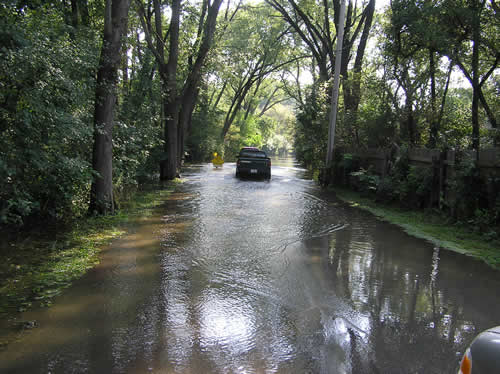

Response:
(0, 181), (179, 317)
(333, 188), (500, 270)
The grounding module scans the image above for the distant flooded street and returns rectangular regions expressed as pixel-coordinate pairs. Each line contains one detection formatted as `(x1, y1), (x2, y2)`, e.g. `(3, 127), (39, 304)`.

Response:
(1, 159), (500, 373)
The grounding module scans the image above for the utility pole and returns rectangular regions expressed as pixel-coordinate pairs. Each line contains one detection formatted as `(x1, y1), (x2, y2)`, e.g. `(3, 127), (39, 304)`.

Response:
(326, 0), (346, 168)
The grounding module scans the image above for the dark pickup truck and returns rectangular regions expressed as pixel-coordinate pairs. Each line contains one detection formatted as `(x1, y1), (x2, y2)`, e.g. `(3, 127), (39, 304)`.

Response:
(235, 147), (271, 179)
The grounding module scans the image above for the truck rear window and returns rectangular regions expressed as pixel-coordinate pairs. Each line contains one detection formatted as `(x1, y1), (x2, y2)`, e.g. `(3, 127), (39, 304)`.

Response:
(239, 151), (267, 158)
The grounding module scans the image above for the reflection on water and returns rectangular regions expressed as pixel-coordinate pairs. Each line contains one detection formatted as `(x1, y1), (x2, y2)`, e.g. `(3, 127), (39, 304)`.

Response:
(1, 161), (500, 374)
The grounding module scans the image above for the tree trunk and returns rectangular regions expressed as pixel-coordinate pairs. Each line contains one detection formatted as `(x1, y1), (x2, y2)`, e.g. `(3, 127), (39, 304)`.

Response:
(177, 0), (223, 163)
(89, 0), (131, 214)
(326, 0), (346, 167)
(342, 0), (375, 146)
(221, 81), (254, 139)
(478, 86), (497, 129)
(438, 61), (453, 134)
(121, 16), (129, 96)
(429, 49), (438, 148)
(210, 80), (227, 111)
(71, 0), (79, 28)
(403, 90), (416, 145)
(178, 88), (199, 164)
(78, 0), (90, 26)
(243, 79), (263, 121)
(163, 96), (180, 180)
(161, 0), (181, 180)
(471, 0), (480, 152)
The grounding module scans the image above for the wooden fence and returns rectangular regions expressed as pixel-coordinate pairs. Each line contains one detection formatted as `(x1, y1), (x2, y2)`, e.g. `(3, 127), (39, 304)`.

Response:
(334, 147), (500, 210)
(353, 148), (500, 177)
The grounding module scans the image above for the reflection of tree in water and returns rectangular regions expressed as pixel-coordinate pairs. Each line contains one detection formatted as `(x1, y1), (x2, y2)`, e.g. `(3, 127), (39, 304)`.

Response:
(328, 225), (353, 301)
(326, 219), (486, 373)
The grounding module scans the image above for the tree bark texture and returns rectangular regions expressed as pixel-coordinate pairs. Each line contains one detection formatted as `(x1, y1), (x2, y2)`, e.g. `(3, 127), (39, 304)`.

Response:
(78, 0), (90, 26)
(342, 0), (375, 146)
(177, 0), (223, 165)
(268, 0), (375, 146)
(471, 0), (480, 151)
(89, 0), (131, 214)
(161, 0), (181, 180)
(429, 49), (438, 148)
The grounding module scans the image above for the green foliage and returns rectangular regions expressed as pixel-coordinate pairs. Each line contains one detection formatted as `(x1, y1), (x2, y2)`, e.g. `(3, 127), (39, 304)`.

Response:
(336, 146), (434, 209)
(375, 148), (434, 208)
(293, 86), (329, 169)
(0, 8), (99, 226)
(262, 120), (292, 156)
(438, 88), (473, 149)
(400, 166), (434, 208)
(0, 183), (177, 317)
(381, 0), (499, 149)
(335, 147), (499, 240)
(350, 168), (380, 194)
(115, 52), (164, 183)
(356, 72), (398, 148)
(0, 4), (171, 227)
(338, 153), (359, 171)
(0, 0), (498, 230)
(187, 89), (225, 162)
(445, 152), (499, 234)
(240, 116), (264, 148)
(260, 103), (295, 156)
(223, 115), (262, 160)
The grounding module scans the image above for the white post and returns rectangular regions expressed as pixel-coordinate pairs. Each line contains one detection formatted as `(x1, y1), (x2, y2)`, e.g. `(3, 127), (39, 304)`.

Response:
(326, 0), (346, 167)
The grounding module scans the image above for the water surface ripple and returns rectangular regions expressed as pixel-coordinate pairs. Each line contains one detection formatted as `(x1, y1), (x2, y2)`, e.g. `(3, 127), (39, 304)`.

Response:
(1, 159), (500, 374)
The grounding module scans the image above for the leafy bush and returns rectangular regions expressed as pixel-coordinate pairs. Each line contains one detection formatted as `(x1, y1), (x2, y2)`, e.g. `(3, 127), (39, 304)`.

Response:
(343, 147), (500, 240)
(350, 167), (380, 194)
(399, 165), (434, 208)
(188, 96), (225, 162)
(293, 87), (329, 170)
(446, 153), (499, 237)
(376, 175), (397, 203)
(0, 10), (98, 226)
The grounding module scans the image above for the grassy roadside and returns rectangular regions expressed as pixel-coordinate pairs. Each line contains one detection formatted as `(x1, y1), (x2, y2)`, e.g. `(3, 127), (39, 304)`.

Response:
(0, 181), (179, 318)
(333, 187), (500, 270)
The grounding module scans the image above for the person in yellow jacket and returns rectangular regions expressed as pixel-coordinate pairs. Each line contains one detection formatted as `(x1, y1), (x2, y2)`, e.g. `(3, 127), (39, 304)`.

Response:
(212, 152), (224, 168)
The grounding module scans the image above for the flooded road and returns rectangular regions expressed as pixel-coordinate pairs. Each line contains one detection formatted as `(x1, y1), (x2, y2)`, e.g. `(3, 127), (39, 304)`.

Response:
(1, 160), (500, 373)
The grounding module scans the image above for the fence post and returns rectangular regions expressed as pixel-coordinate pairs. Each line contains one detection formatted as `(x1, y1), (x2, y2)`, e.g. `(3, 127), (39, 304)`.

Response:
(446, 150), (456, 217)
(438, 151), (446, 210)
(431, 153), (440, 209)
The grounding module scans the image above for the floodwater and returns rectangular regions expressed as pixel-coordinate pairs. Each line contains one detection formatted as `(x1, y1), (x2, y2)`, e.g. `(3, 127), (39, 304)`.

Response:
(1, 159), (500, 374)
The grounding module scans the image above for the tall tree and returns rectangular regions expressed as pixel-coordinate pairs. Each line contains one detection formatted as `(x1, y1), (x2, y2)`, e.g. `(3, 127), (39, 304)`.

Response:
(164, 0), (182, 180)
(138, 0), (224, 180)
(384, 0), (460, 147)
(389, 0), (499, 149)
(440, 0), (499, 150)
(267, 0), (377, 147)
(89, 0), (131, 214)
(342, 0), (375, 146)
(177, 0), (225, 165)
(217, 5), (299, 139)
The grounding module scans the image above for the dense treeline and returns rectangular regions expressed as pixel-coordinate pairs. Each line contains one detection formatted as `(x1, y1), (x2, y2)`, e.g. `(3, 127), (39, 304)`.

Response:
(0, 0), (498, 229)
(291, 0), (499, 234)
(294, 0), (499, 165)
(1, 0), (161, 224)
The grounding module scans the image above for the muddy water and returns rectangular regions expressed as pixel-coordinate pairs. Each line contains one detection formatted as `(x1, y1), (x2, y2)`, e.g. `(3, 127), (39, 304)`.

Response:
(1, 160), (500, 374)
